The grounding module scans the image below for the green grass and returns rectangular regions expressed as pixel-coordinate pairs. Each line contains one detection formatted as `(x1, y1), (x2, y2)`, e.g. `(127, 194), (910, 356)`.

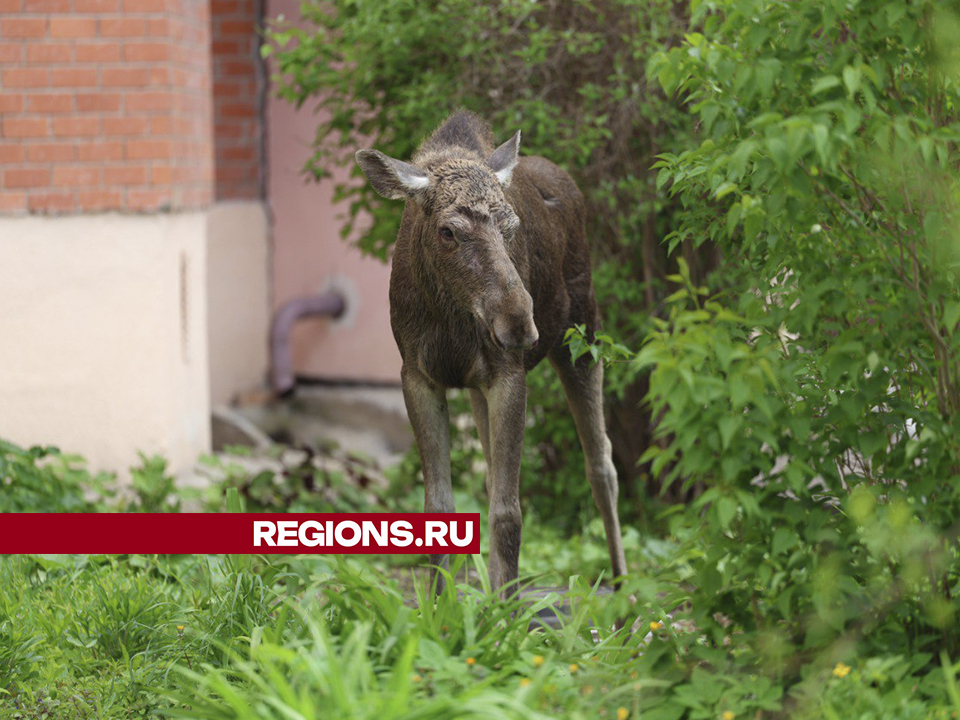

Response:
(3, 441), (960, 718)
(0, 552), (631, 720)
(3, 547), (958, 719)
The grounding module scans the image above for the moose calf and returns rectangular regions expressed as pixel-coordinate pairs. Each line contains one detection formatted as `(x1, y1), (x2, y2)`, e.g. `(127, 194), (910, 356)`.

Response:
(356, 111), (627, 593)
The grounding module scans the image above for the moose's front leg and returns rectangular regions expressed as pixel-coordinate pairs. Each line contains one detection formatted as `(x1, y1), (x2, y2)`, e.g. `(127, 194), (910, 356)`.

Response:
(401, 365), (453, 593)
(483, 371), (526, 596)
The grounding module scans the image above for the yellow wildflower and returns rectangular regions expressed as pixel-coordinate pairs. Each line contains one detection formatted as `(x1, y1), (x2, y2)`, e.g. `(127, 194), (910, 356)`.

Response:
(466, 657), (476, 666)
(649, 621), (663, 631)
(833, 662), (851, 678)
(532, 655), (545, 667)
(569, 663), (579, 674)
(722, 712), (735, 720)
(617, 708), (630, 720)
(520, 678), (531, 688)
(176, 625), (184, 631)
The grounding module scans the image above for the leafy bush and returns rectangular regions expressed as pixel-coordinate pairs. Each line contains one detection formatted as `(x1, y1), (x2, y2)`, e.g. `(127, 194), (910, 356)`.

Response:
(0, 440), (109, 513)
(129, 454), (181, 512)
(560, 0), (960, 708)
(0, 617), (41, 695)
(0, 440), (184, 514)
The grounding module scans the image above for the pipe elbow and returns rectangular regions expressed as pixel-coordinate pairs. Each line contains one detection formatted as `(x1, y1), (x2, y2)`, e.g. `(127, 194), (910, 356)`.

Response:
(269, 291), (346, 395)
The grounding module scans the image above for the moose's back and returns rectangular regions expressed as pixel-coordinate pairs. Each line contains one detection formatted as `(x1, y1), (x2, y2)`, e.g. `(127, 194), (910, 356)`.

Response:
(504, 155), (598, 371)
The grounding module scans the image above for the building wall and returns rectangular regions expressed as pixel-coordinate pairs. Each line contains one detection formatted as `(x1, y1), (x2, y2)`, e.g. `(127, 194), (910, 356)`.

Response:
(206, 0), (270, 405)
(206, 200), (269, 406)
(266, 0), (402, 385)
(0, 1), (214, 213)
(0, 213), (211, 475)
(211, 0), (263, 201)
(0, 2), (270, 475)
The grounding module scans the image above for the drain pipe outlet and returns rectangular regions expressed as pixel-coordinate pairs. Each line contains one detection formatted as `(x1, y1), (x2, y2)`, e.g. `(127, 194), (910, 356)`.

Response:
(269, 291), (346, 396)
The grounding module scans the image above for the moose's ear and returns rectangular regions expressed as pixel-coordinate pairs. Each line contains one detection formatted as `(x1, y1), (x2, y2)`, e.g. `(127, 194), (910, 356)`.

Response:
(355, 149), (430, 200)
(486, 130), (521, 186)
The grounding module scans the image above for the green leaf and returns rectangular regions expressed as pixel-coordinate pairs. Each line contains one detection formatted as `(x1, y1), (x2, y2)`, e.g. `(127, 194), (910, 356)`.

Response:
(944, 300), (960, 335)
(729, 374), (751, 409)
(716, 496), (737, 529)
(812, 124), (830, 165)
(811, 75), (841, 94)
(772, 527), (798, 555)
(715, 181), (739, 200)
(860, 429), (887, 458)
(842, 65), (861, 96)
(718, 415), (742, 451)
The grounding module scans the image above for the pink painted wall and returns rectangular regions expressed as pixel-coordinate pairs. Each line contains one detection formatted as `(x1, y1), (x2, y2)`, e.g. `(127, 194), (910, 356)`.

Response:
(266, 0), (402, 384)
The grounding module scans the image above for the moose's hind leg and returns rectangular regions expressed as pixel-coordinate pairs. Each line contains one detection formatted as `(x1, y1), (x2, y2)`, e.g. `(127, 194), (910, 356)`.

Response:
(549, 354), (628, 581)
(469, 389), (493, 494)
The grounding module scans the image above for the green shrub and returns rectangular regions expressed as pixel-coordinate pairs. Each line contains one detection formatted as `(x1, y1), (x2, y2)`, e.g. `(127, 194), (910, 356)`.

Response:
(0, 440), (109, 513)
(0, 439), (185, 514)
(557, 0), (960, 705)
(0, 618), (42, 694)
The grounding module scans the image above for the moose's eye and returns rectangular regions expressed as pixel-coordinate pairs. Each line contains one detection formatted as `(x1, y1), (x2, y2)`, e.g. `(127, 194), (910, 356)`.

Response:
(439, 227), (456, 243)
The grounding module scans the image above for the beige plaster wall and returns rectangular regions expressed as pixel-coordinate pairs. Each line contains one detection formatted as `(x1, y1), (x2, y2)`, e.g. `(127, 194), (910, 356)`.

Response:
(267, 0), (402, 384)
(206, 201), (271, 405)
(0, 213), (211, 476)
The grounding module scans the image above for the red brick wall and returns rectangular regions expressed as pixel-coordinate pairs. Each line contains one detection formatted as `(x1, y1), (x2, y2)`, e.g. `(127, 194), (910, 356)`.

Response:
(211, 0), (263, 201)
(0, 1), (214, 214)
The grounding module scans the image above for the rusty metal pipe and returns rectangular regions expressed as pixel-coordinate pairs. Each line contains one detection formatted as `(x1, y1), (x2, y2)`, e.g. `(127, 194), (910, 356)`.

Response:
(269, 291), (346, 395)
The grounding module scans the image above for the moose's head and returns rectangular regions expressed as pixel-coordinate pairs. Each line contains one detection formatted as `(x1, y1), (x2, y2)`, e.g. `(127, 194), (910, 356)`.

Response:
(355, 132), (538, 351)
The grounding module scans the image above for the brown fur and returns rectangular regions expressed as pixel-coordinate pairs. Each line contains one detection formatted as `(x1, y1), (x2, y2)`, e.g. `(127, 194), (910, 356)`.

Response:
(357, 111), (627, 593)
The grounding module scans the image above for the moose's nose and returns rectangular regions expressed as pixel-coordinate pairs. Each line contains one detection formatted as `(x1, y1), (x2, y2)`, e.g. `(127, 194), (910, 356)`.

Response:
(492, 316), (539, 351)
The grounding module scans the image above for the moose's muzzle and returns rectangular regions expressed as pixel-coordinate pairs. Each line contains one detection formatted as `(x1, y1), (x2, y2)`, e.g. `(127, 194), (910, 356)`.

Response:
(487, 287), (538, 351)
